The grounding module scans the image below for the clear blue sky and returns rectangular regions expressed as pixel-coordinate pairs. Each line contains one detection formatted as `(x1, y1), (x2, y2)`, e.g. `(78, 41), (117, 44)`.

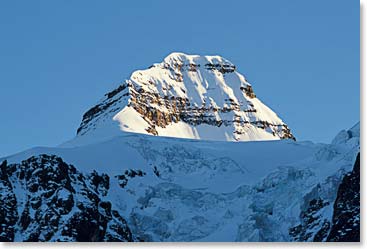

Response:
(0, 0), (359, 157)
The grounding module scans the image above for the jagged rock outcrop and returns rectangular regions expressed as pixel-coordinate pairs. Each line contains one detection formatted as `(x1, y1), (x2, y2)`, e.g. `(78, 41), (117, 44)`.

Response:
(73, 53), (294, 145)
(289, 152), (360, 242)
(327, 153), (360, 242)
(0, 155), (133, 242)
(289, 197), (332, 242)
(0, 160), (18, 242)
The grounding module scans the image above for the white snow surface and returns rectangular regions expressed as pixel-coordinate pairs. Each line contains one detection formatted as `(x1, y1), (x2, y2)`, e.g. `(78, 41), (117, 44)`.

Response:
(2, 123), (360, 241)
(70, 52), (291, 147)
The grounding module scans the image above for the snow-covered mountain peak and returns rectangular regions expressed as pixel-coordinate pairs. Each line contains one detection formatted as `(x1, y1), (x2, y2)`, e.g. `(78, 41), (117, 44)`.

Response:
(161, 52), (235, 69)
(71, 53), (294, 146)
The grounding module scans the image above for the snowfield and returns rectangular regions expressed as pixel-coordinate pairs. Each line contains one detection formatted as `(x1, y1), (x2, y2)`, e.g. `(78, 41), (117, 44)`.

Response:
(1, 123), (359, 242)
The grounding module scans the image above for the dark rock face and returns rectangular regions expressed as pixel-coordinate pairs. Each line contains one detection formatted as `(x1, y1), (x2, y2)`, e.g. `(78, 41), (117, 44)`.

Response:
(327, 153), (360, 242)
(289, 153), (360, 242)
(289, 198), (331, 242)
(77, 94), (124, 135)
(0, 160), (18, 242)
(116, 169), (146, 188)
(0, 155), (133, 242)
(204, 62), (236, 74)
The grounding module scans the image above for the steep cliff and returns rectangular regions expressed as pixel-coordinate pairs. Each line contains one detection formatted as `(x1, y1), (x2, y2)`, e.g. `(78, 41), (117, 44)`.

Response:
(73, 53), (294, 146)
(0, 155), (133, 242)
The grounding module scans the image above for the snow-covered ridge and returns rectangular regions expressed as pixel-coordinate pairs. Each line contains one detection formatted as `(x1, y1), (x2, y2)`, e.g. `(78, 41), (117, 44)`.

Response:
(0, 122), (360, 241)
(73, 52), (294, 146)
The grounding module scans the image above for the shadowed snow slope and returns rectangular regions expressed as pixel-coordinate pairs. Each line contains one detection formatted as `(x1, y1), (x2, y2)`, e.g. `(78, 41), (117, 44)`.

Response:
(69, 53), (294, 147)
(0, 123), (359, 241)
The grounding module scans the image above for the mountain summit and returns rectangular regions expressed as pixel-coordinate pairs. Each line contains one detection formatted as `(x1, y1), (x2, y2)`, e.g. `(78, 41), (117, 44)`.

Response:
(0, 50), (359, 241)
(75, 52), (294, 145)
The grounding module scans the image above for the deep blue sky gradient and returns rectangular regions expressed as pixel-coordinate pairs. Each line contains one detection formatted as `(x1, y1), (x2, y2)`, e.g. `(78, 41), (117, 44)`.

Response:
(0, 0), (359, 157)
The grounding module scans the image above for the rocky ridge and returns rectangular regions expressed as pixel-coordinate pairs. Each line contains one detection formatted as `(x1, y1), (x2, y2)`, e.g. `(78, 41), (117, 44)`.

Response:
(75, 53), (294, 143)
(0, 155), (133, 242)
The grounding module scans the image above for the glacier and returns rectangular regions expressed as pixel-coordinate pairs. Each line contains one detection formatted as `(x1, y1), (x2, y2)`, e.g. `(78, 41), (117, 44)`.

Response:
(0, 123), (360, 242)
